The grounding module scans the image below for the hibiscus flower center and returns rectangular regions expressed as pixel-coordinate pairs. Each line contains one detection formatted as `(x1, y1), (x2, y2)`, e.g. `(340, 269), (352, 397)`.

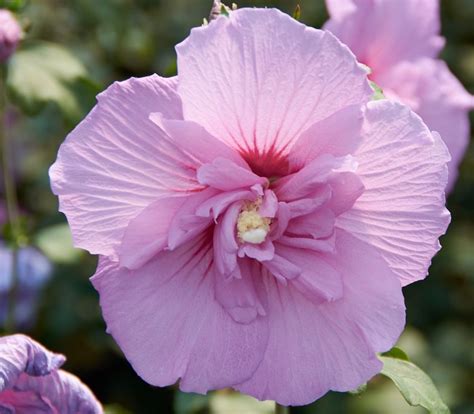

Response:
(236, 199), (271, 244)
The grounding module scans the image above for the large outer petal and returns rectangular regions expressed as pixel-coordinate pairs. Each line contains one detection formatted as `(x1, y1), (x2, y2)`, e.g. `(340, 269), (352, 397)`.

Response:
(177, 8), (371, 161)
(236, 231), (405, 406)
(91, 236), (269, 393)
(49, 75), (199, 257)
(337, 101), (451, 286)
(325, 0), (444, 72)
(376, 58), (474, 191)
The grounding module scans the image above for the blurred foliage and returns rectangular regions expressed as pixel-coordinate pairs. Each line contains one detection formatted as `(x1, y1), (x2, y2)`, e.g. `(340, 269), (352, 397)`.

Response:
(0, 0), (472, 413)
(7, 41), (100, 123)
(0, 0), (27, 12)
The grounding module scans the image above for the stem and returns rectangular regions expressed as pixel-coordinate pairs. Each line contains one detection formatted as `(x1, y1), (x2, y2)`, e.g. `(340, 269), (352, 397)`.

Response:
(275, 403), (290, 414)
(0, 64), (21, 333)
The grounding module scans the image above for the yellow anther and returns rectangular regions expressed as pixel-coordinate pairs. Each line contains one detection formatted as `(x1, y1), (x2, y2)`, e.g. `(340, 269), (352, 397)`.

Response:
(237, 200), (271, 244)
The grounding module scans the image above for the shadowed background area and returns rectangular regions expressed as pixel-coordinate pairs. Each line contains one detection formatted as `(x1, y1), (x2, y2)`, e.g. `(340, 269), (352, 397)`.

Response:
(1, 0), (473, 413)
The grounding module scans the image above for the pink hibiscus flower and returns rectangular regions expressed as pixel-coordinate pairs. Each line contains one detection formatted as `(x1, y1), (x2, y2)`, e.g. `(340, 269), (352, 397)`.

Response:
(50, 8), (450, 406)
(0, 334), (102, 413)
(325, 0), (474, 192)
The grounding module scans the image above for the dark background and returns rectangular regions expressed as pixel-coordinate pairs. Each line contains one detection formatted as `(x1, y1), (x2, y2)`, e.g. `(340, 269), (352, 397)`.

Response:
(2, 1), (473, 413)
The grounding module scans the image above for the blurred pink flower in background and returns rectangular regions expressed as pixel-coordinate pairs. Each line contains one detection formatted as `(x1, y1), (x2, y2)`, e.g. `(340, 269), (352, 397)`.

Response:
(325, 0), (474, 191)
(0, 9), (21, 62)
(0, 334), (102, 413)
(50, 8), (450, 406)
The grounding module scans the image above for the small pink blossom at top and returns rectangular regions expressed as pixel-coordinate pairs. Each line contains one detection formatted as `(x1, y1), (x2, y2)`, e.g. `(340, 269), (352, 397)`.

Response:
(325, 0), (474, 192)
(50, 8), (450, 406)
(0, 334), (102, 413)
(0, 9), (21, 62)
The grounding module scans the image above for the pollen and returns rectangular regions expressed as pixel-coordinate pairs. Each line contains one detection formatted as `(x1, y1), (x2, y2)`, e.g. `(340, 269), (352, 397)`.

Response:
(237, 200), (271, 244)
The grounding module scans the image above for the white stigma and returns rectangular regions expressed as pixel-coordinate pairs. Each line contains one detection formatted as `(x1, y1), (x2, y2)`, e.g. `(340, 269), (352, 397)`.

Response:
(237, 200), (271, 245)
(240, 228), (268, 244)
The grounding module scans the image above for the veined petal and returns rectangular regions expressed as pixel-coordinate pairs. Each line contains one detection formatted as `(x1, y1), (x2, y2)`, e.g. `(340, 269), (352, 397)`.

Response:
(91, 237), (268, 393)
(236, 230), (404, 406)
(49, 75), (199, 258)
(337, 100), (451, 286)
(377, 58), (474, 191)
(177, 8), (371, 175)
(150, 115), (248, 168)
(329, 230), (406, 352)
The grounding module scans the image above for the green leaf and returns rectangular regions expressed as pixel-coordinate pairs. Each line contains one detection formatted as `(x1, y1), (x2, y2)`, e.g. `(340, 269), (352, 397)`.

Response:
(34, 223), (83, 264)
(6, 41), (96, 122)
(380, 356), (450, 414)
(381, 346), (409, 361)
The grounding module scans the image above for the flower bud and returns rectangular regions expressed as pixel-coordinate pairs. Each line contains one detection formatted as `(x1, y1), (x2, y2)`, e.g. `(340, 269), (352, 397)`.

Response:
(0, 9), (21, 62)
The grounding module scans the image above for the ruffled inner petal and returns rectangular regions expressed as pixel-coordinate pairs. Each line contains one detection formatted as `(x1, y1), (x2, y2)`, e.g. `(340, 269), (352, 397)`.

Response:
(214, 259), (266, 324)
(289, 105), (364, 171)
(197, 158), (267, 191)
(274, 155), (346, 201)
(213, 202), (241, 276)
(167, 188), (217, 250)
(275, 244), (343, 304)
(119, 196), (188, 269)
